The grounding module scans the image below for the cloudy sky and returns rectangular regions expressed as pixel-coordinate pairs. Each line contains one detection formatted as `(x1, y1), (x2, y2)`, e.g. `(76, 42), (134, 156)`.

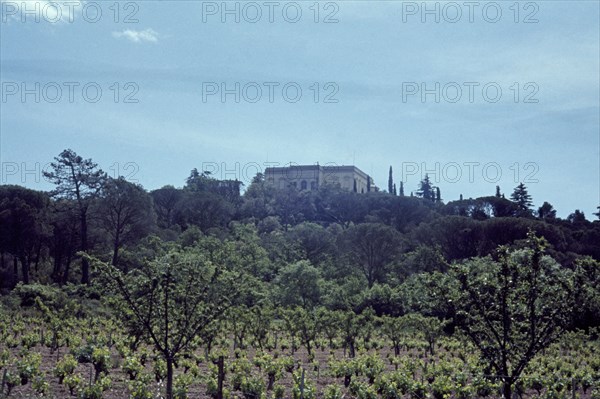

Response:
(1, 0), (598, 217)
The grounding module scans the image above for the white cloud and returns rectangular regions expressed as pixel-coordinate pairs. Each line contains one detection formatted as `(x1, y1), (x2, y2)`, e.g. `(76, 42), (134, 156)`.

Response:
(112, 28), (159, 43)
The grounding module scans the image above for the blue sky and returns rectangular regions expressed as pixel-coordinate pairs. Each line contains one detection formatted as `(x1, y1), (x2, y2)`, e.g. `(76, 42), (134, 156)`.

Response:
(1, 0), (599, 218)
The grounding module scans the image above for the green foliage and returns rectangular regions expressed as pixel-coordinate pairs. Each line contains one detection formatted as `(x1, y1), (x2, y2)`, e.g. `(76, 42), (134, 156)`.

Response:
(11, 283), (67, 308)
(323, 384), (343, 399)
(122, 355), (143, 380)
(128, 373), (154, 399)
(452, 232), (574, 398)
(63, 373), (83, 395)
(173, 373), (193, 399)
(276, 261), (323, 308)
(54, 354), (78, 384)
(241, 375), (265, 399)
(16, 352), (42, 385)
(91, 347), (111, 381)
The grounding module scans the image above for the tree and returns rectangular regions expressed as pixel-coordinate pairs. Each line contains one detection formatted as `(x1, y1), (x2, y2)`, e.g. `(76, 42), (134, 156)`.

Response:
(151, 186), (183, 229)
(43, 149), (106, 284)
(0, 186), (50, 284)
(287, 222), (334, 265)
(567, 209), (587, 225)
(343, 223), (402, 287)
(416, 174), (434, 202)
(48, 200), (80, 284)
(367, 176), (371, 193)
(91, 245), (249, 399)
(435, 187), (442, 203)
(388, 166), (393, 194)
(495, 185), (501, 198)
(276, 260), (322, 308)
(537, 201), (556, 220)
(399, 181), (404, 197)
(451, 232), (573, 399)
(95, 177), (156, 266)
(594, 206), (600, 220)
(510, 183), (533, 217)
(393, 183), (397, 196)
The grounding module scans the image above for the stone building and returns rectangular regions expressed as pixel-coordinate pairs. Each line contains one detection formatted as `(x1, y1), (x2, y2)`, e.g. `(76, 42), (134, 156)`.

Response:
(264, 164), (375, 193)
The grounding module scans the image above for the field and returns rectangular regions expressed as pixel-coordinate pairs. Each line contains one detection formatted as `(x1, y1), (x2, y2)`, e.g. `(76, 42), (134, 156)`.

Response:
(1, 312), (599, 399)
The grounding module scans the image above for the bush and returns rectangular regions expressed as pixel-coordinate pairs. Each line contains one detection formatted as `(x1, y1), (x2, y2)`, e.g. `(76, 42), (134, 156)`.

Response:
(91, 347), (111, 380)
(16, 352), (42, 385)
(128, 373), (153, 399)
(123, 355), (143, 380)
(323, 384), (343, 399)
(242, 375), (265, 399)
(174, 373), (193, 399)
(54, 354), (78, 384)
(12, 283), (68, 309)
(64, 373), (83, 395)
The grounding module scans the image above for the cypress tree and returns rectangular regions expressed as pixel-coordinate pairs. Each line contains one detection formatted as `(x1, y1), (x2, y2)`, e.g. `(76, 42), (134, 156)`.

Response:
(388, 166), (394, 194)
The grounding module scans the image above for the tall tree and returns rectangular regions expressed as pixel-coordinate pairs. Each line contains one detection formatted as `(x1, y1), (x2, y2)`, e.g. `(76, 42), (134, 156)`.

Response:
(451, 232), (573, 399)
(388, 166), (394, 194)
(48, 200), (80, 284)
(510, 183), (533, 217)
(343, 223), (402, 287)
(495, 185), (501, 198)
(393, 183), (397, 196)
(537, 201), (556, 220)
(435, 187), (442, 203)
(0, 186), (50, 284)
(151, 186), (183, 229)
(416, 174), (434, 202)
(43, 149), (106, 284)
(367, 176), (371, 193)
(399, 181), (404, 197)
(95, 177), (156, 267)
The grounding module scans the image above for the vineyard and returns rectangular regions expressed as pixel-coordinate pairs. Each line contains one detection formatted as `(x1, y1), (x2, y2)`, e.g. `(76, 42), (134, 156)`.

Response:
(1, 155), (600, 399)
(1, 304), (599, 399)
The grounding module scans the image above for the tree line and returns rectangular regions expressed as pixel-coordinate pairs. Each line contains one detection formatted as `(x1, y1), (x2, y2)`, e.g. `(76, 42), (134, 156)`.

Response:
(1, 149), (599, 290)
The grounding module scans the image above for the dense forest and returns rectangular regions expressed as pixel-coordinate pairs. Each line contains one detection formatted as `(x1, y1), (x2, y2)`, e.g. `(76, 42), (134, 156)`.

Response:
(0, 149), (599, 399)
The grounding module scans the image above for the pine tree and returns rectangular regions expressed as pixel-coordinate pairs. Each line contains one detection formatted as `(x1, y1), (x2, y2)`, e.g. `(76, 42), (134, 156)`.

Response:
(393, 183), (397, 196)
(435, 187), (442, 203)
(460, 194), (463, 201)
(511, 183), (533, 216)
(416, 174), (435, 202)
(388, 166), (394, 194)
(399, 181), (404, 196)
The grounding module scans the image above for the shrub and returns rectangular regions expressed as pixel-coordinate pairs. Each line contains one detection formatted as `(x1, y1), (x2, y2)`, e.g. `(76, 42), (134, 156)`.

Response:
(242, 375), (265, 399)
(64, 373), (83, 396)
(54, 354), (78, 384)
(123, 355), (143, 380)
(16, 352), (42, 385)
(91, 347), (111, 381)
(323, 384), (343, 399)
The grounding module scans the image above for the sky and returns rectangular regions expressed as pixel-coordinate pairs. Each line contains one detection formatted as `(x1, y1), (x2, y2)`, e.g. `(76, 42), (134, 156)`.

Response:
(0, 0), (599, 218)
